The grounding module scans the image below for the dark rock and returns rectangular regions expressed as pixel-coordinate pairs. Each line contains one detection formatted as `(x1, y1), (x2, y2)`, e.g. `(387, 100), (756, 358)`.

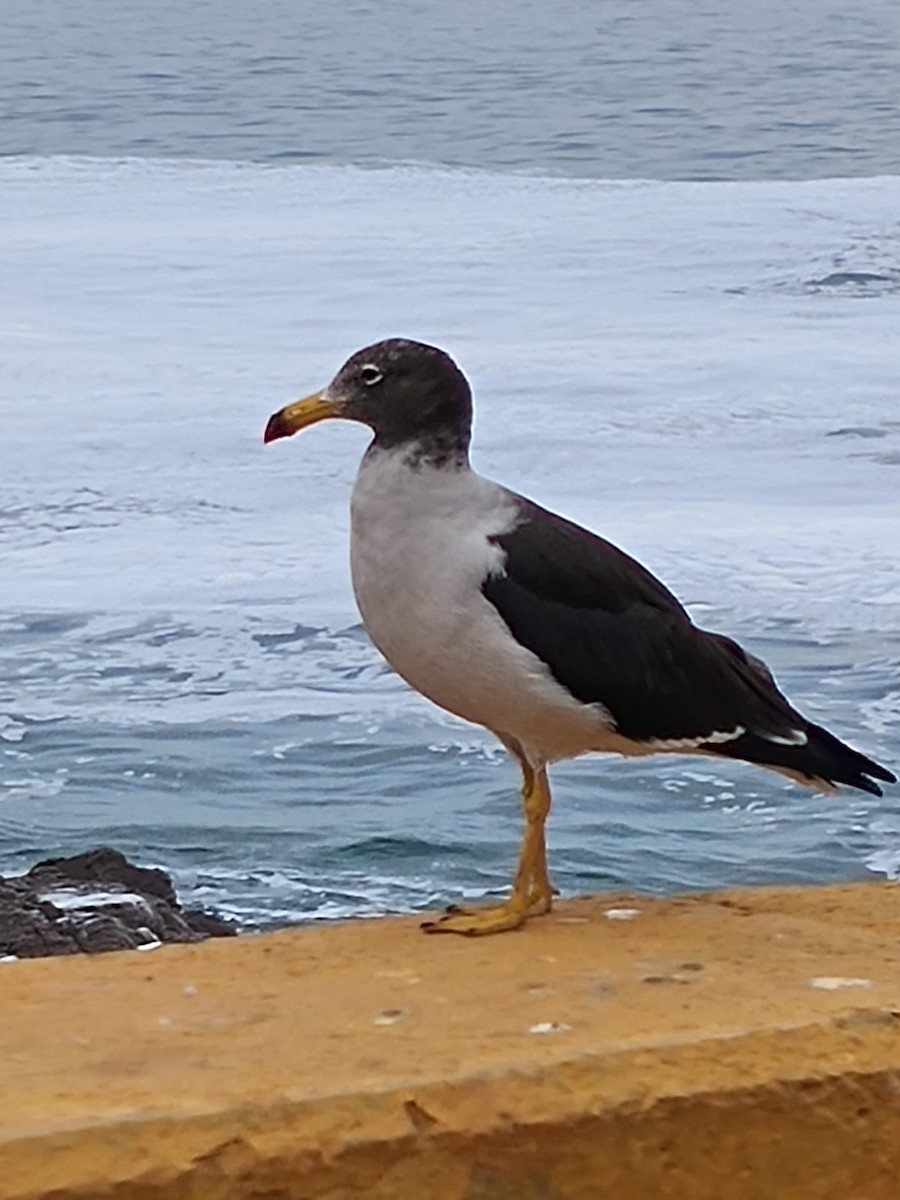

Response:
(26, 847), (178, 905)
(0, 847), (237, 959)
(0, 880), (81, 958)
(181, 908), (238, 939)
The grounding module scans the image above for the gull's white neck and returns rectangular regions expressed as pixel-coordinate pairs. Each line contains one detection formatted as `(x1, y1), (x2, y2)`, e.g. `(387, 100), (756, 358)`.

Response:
(352, 443), (491, 521)
(348, 445), (515, 686)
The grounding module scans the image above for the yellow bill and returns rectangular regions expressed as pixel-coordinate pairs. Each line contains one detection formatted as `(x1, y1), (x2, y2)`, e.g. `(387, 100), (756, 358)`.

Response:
(263, 390), (340, 443)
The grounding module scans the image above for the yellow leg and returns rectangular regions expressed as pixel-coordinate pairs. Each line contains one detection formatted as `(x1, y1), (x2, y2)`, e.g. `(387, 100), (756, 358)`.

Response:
(422, 763), (554, 936)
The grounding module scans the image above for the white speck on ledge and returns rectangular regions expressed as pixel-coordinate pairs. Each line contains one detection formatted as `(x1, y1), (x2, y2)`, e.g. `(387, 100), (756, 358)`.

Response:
(605, 908), (641, 921)
(374, 1008), (409, 1026)
(810, 976), (872, 990)
(529, 1021), (572, 1035)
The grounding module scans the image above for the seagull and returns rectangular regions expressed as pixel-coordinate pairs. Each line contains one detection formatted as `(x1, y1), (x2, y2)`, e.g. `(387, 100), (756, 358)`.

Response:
(264, 338), (894, 936)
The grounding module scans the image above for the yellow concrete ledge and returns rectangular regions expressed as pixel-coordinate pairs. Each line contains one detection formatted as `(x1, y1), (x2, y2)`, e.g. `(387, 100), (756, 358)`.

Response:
(2, 883), (900, 1200)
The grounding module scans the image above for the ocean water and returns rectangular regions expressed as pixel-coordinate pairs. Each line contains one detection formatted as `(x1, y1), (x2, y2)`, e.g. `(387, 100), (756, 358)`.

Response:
(3, 0), (900, 181)
(3, 158), (899, 925)
(2, 0), (900, 925)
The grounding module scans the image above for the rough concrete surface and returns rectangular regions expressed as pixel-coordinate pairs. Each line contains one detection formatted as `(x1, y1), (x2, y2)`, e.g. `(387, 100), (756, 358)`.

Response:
(2, 883), (899, 1200)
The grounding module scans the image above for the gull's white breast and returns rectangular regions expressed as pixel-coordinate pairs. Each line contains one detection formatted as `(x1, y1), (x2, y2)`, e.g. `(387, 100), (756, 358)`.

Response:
(349, 449), (612, 764)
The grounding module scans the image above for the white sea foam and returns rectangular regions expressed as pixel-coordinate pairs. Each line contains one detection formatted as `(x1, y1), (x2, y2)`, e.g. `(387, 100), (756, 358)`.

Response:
(39, 889), (152, 912)
(1, 158), (898, 911)
(2, 159), (899, 639)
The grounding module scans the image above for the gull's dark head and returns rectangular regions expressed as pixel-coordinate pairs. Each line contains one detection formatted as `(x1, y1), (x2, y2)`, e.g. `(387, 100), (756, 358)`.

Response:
(264, 338), (473, 464)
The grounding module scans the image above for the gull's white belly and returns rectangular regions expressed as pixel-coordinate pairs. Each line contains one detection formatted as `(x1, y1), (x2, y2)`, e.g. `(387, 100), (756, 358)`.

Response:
(349, 451), (611, 764)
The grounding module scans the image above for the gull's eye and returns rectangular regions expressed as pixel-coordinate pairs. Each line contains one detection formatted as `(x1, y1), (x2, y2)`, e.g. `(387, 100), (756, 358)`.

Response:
(360, 363), (383, 387)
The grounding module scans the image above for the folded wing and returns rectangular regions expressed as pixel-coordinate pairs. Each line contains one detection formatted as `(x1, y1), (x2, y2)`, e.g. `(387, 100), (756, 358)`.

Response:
(484, 498), (894, 796)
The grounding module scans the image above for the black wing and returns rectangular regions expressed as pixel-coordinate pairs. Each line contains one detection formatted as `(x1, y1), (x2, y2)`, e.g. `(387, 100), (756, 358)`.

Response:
(484, 498), (894, 796)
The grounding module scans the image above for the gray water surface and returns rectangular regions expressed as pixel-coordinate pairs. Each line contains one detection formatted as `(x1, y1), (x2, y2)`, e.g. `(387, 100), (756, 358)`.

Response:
(3, 160), (899, 924)
(3, 0), (900, 179)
